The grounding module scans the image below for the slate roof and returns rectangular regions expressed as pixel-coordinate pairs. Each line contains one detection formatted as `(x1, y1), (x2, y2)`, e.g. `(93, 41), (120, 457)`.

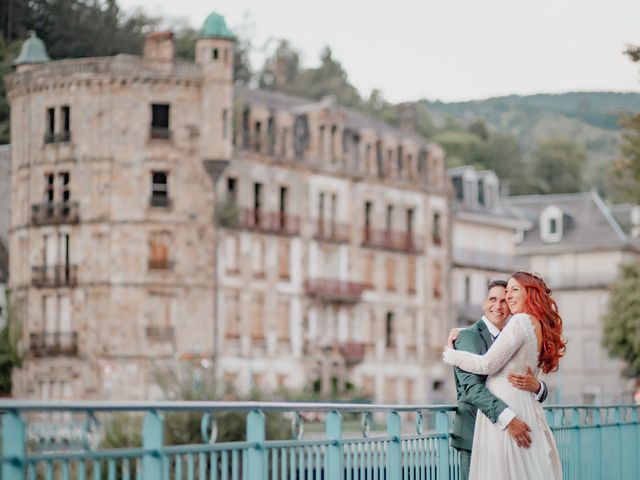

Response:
(507, 191), (640, 252)
(236, 87), (433, 148)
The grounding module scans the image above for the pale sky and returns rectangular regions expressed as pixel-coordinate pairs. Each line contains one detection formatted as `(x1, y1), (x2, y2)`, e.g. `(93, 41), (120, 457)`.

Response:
(119, 0), (640, 103)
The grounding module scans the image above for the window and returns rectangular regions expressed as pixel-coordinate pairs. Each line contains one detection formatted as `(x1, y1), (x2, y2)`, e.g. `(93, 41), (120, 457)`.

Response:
(365, 144), (372, 173)
(58, 106), (71, 142)
(432, 212), (442, 245)
(407, 257), (416, 294)
(253, 183), (262, 226)
(418, 150), (428, 178)
(222, 109), (229, 139)
(364, 201), (372, 242)
(225, 292), (240, 339)
(150, 171), (169, 207)
(278, 239), (290, 280)
(280, 127), (289, 158)
(375, 141), (383, 176)
(386, 257), (396, 291)
(319, 125), (326, 159)
(330, 193), (337, 231)
(364, 253), (375, 288)
(150, 104), (170, 139)
(279, 186), (288, 230)
(433, 262), (442, 299)
(242, 108), (250, 148)
(464, 275), (471, 304)
(252, 238), (265, 278)
(212, 48), (219, 60)
(330, 125), (337, 162)
(397, 145), (403, 176)
(267, 117), (276, 154)
(254, 121), (262, 151)
(59, 172), (70, 205)
(251, 295), (265, 340)
(277, 299), (290, 341)
(148, 231), (171, 269)
(540, 205), (564, 243)
(44, 173), (55, 204)
(385, 311), (395, 349)
(386, 205), (394, 232)
(45, 108), (55, 143)
(227, 177), (237, 201)
(406, 208), (414, 235)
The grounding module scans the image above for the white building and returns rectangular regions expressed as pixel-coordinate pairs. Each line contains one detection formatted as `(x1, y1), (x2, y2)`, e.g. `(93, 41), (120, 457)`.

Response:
(449, 166), (530, 326)
(509, 191), (640, 403)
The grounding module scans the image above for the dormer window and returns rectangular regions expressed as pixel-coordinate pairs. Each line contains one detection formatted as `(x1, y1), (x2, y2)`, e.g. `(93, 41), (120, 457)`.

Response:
(540, 206), (563, 243)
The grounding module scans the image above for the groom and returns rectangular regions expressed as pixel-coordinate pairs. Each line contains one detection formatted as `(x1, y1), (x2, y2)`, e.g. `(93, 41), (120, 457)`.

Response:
(451, 280), (548, 480)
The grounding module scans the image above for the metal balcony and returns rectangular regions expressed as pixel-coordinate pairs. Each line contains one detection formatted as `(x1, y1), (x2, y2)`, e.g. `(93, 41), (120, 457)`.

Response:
(304, 278), (366, 303)
(32, 265), (77, 288)
(150, 127), (172, 140)
(221, 207), (301, 236)
(31, 202), (79, 226)
(340, 342), (367, 364)
(29, 332), (78, 357)
(362, 228), (424, 253)
(146, 326), (175, 341)
(313, 221), (350, 243)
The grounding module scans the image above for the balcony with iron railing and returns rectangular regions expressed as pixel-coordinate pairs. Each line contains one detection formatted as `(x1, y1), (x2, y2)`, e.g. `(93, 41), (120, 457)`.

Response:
(0, 401), (637, 479)
(304, 278), (367, 303)
(362, 228), (424, 253)
(145, 326), (175, 341)
(29, 331), (78, 357)
(313, 220), (350, 243)
(340, 341), (367, 364)
(218, 204), (301, 236)
(149, 127), (172, 140)
(31, 265), (77, 288)
(31, 201), (79, 226)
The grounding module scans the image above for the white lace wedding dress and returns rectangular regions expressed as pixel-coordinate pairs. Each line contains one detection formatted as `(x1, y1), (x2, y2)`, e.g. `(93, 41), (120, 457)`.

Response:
(443, 313), (563, 480)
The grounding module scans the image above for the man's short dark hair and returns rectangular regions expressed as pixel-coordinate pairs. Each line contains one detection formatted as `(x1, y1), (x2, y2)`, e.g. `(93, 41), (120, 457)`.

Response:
(487, 279), (508, 292)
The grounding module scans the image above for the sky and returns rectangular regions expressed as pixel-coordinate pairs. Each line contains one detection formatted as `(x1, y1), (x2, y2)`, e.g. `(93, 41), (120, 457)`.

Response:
(118, 0), (640, 103)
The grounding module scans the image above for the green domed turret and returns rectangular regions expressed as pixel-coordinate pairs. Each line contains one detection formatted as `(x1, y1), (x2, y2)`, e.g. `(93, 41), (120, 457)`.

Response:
(200, 12), (234, 40)
(13, 31), (50, 66)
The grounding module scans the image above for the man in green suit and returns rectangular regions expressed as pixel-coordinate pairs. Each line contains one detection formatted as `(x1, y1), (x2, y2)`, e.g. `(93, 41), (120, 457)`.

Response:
(451, 280), (548, 480)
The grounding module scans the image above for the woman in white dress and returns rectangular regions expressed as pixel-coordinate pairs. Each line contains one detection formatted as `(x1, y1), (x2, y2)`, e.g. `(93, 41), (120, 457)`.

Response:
(443, 271), (567, 480)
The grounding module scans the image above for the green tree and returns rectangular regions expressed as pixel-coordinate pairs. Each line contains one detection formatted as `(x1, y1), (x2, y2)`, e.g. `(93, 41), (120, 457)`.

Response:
(528, 136), (587, 194)
(286, 46), (362, 109)
(0, 291), (23, 395)
(468, 118), (489, 141)
(602, 262), (640, 377)
(432, 130), (486, 168)
(258, 39), (300, 90)
(482, 132), (526, 194)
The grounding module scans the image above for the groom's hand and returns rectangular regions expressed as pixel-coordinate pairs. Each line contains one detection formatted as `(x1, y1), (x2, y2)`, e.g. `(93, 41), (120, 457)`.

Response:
(506, 417), (532, 448)
(508, 367), (541, 394)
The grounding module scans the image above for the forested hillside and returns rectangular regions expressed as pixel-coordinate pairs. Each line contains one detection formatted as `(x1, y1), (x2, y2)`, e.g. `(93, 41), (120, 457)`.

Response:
(1, 0), (639, 200)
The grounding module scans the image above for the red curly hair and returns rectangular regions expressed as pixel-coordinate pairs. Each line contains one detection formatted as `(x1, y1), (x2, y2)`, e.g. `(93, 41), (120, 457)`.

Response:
(511, 271), (567, 373)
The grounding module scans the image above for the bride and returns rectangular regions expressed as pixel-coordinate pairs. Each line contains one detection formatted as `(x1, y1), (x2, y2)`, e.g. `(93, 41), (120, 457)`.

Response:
(443, 271), (566, 480)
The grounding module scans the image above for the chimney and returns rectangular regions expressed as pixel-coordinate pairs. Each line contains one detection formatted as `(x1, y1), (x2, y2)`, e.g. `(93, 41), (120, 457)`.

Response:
(397, 102), (417, 135)
(143, 31), (175, 64)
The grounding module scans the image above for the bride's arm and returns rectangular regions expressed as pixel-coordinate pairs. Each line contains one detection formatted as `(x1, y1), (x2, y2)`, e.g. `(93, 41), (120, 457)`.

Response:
(443, 315), (529, 375)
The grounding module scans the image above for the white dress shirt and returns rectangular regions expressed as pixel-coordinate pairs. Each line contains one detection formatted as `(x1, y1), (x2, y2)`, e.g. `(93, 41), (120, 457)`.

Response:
(481, 316), (545, 430)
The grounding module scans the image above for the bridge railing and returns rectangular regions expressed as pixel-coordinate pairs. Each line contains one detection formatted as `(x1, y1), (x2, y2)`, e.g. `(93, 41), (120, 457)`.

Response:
(0, 401), (638, 479)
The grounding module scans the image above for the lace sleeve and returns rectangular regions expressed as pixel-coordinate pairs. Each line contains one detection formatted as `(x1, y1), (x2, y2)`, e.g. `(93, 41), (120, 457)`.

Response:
(443, 315), (531, 375)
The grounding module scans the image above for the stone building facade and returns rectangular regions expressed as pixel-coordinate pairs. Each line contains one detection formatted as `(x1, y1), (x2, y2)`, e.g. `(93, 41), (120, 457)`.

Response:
(0, 144), (9, 327)
(6, 13), (452, 403)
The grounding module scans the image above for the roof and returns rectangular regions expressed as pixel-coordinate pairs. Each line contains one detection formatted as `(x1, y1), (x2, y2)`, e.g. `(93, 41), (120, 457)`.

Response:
(236, 87), (434, 149)
(200, 12), (234, 40)
(507, 191), (640, 252)
(13, 31), (50, 66)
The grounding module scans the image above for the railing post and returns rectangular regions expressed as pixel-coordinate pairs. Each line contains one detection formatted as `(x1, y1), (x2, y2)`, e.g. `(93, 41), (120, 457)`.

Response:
(570, 408), (581, 479)
(142, 410), (164, 480)
(386, 411), (401, 480)
(326, 411), (343, 479)
(247, 410), (266, 480)
(593, 408), (603, 480)
(2, 410), (26, 480)
(436, 411), (451, 480)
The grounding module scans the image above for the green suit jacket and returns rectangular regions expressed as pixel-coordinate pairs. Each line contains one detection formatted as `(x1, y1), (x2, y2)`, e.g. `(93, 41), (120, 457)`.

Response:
(450, 319), (548, 451)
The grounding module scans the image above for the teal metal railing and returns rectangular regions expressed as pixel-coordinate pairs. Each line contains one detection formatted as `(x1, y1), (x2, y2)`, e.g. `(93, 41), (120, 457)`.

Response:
(0, 401), (638, 479)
